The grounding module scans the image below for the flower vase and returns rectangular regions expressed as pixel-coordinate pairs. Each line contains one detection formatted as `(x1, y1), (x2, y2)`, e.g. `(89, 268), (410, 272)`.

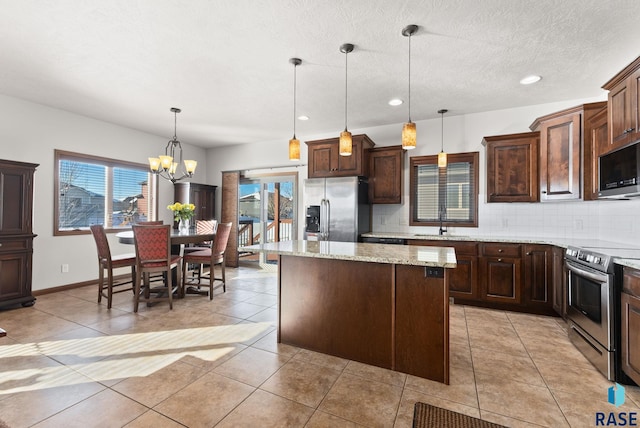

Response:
(179, 219), (189, 234)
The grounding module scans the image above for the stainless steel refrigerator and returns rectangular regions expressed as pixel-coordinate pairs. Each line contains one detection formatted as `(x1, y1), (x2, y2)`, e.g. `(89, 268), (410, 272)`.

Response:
(303, 176), (370, 242)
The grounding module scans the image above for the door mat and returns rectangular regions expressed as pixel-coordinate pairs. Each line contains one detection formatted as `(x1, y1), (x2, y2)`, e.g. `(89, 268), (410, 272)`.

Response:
(413, 402), (508, 428)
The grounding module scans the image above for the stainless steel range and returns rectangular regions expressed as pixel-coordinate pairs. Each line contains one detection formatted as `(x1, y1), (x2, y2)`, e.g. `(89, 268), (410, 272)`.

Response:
(565, 245), (640, 381)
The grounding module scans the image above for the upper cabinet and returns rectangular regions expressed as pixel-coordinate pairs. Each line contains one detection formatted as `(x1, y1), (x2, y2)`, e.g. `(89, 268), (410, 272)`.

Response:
(483, 132), (539, 203)
(368, 145), (404, 204)
(602, 56), (640, 153)
(529, 102), (606, 202)
(584, 105), (608, 201)
(306, 134), (374, 178)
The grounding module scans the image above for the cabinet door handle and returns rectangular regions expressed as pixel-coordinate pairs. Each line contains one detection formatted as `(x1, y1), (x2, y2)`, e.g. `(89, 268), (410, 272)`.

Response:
(498, 249), (503, 253)
(627, 128), (635, 133)
(526, 252), (532, 255)
(497, 258), (503, 262)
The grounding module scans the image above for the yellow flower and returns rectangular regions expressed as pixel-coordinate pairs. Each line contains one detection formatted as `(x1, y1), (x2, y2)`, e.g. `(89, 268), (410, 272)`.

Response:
(167, 202), (195, 221)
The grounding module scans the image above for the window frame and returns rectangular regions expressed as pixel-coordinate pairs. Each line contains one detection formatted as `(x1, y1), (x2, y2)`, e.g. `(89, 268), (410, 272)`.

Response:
(409, 151), (479, 227)
(54, 149), (158, 236)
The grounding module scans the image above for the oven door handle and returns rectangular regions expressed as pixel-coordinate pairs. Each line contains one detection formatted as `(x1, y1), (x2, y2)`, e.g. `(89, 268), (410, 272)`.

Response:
(565, 261), (608, 283)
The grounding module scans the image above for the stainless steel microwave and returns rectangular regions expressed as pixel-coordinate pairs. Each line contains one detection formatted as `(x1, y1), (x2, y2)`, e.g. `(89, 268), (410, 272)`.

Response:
(599, 141), (640, 199)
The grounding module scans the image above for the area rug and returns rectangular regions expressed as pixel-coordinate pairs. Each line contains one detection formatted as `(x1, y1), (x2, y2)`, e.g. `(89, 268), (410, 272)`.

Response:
(413, 402), (508, 428)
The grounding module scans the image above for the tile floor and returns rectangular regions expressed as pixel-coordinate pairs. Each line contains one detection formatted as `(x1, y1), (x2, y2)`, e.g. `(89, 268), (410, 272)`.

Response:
(0, 263), (639, 427)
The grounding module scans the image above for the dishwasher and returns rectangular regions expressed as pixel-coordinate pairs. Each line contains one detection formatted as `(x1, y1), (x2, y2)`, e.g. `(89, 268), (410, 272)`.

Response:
(360, 236), (406, 245)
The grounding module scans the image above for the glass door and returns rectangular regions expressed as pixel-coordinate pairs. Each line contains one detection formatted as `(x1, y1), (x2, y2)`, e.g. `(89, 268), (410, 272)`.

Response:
(239, 173), (297, 266)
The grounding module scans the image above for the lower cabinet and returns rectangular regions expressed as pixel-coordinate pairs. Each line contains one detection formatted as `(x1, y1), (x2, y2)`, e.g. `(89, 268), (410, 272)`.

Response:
(552, 246), (567, 318)
(622, 267), (640, 385)
(407, 239), (556, 315)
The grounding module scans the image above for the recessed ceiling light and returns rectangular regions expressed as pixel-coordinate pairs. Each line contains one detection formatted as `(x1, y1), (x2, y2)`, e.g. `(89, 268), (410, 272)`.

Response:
(298, 115), (309, 121)
(388, 98), (403, 106)
(520, 75), (542, 85)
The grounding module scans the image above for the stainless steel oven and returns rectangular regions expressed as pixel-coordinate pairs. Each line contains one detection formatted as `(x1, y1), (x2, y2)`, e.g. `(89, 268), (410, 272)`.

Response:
(565, 248), (615, 380)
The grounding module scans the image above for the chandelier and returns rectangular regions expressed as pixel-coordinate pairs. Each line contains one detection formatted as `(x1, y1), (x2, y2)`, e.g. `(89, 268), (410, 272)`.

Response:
(148, 107), (197, 183)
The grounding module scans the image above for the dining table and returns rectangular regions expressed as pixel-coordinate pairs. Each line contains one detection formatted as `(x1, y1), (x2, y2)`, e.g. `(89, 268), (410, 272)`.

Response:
(116, 228), (216, 297)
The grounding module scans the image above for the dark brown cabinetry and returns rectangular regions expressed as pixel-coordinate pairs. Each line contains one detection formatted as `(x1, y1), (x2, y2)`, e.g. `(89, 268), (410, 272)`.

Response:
(621, 267), (640, 385)
(306, 134), (374, 178)
(0, 159), (37, 309)
(529, 102), (606, 201)
(523, 244), (554, 308)
(174, 182), (217, 223)
(407, 240), (478, 300)
(483, 132), (539, 202)
(479, 243), (522, 305)
(602, 56), (640, 152)
(406, 238), (556, 315)
(552, 246), (566, 318)
(368, 145), (403, 204)
(584, 106), (608, 201)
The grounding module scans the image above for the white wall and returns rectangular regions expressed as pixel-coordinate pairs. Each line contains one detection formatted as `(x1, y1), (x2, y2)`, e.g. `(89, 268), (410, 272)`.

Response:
(207, 94), (640, 247)
(0, 94), (207, 291)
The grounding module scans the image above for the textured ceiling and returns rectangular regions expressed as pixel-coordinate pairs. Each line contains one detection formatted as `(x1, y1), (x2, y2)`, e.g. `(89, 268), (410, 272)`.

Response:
(1, 0), (638, 148)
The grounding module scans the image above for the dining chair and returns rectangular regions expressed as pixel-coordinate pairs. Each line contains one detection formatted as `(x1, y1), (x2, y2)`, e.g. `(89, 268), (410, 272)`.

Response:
(183, 219), (218, 283)
(89, 224), (136, 309)
(181, 222), (232, 299)
(132, 224), (181, 312)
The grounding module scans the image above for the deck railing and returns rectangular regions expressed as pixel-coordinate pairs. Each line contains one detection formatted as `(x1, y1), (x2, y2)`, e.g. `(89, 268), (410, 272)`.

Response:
(238, 219), (293, 248)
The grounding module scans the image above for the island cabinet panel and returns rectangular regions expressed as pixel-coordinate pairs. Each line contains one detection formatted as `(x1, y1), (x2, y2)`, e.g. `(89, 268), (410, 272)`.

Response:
(622, 267), (640, 385)
(407, 240), (478, 300)
(306, 134), (374, 178)
(395, 264), (449, 384)
(603, 57), (640, 152)
(278, 256), (394, 369)
(483, 132), (539, 202)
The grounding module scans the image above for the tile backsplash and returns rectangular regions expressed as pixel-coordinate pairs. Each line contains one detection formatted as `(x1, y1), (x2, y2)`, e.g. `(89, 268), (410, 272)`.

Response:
(372, 198), (640, 245)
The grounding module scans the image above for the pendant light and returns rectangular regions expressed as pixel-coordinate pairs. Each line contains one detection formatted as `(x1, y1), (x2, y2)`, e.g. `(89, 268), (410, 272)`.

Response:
(339, 43), (354, 156)
(288, 58), (302, 161)
(438, 109), (448, 168)
(401, 25), (418, 150)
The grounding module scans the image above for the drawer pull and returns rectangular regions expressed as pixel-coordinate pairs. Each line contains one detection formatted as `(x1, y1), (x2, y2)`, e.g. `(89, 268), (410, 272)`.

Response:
(498, 249), (503, 253)
(497, 258), (503, 262)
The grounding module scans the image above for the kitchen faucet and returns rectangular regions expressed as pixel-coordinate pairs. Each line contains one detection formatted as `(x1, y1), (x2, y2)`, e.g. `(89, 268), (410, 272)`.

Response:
(438, 204), (447, 235)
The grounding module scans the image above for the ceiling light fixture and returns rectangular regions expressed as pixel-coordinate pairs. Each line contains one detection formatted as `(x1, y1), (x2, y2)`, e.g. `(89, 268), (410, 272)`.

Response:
(148, 107), (197, 183)
(520, 74), (542, 85)
(438, 109), (448, 168)
(401, 24), (418, 150)
(298, 115), (309, 121)
(339, 43), (354, 156)
(288, 57), (302, 161)
(389, 98), (404, 106)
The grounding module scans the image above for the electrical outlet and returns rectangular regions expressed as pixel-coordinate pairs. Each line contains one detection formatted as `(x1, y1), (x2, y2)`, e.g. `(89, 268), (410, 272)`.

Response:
(61, 264), (69, 273)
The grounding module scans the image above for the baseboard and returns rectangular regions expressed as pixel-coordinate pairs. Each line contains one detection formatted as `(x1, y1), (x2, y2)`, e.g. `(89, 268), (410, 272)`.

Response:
(32, 274), (131, 296)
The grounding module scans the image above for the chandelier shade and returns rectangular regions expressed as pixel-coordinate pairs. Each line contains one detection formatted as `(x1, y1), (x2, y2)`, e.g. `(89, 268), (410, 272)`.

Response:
(401, 24), (418, 150)
(339, 43), (354, 156)
(148, 107), (197, 183)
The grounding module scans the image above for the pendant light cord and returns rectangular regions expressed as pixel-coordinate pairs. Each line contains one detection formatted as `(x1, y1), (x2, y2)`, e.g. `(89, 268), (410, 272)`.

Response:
(173, 110), (178, 140)
(441, 111), (444, 151)
(293, 62), (297, 138)
(408, 32), (412, 123)
(344, 49), (348, 131)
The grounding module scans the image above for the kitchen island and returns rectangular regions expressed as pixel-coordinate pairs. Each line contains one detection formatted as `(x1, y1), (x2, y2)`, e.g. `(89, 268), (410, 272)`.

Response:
(241, 240), (456, 384)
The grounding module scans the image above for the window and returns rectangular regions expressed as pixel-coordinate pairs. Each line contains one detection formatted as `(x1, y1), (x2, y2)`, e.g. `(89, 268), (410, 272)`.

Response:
(54, 150), (158, 235)
(409, 152), (479, 227)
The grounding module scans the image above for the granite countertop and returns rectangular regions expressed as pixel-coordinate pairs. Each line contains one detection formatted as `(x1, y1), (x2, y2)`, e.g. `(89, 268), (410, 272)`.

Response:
(240, 240), (457, 268)
(361, 232), (640, 269)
